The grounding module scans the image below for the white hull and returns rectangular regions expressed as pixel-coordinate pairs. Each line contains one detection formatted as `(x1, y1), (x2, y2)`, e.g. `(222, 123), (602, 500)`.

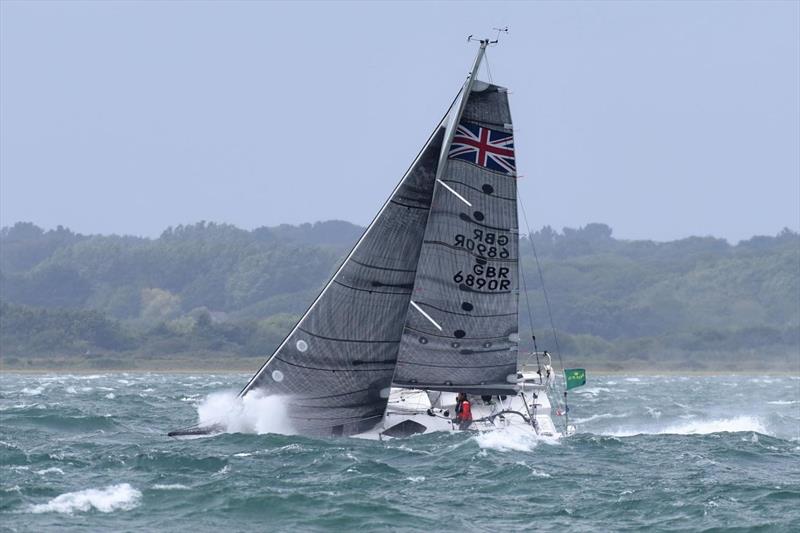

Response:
(355, 385), (560, 441)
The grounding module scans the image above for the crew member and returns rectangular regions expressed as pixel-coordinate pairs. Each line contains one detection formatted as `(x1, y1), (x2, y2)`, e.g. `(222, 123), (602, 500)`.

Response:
(454, 392), (473, 430)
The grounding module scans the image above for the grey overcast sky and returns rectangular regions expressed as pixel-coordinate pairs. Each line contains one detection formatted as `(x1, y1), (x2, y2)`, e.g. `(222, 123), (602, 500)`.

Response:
(1, 1), (798, 242)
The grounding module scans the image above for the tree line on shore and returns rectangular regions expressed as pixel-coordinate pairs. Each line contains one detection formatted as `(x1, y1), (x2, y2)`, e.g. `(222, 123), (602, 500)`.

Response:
(1, 220), (797, 370)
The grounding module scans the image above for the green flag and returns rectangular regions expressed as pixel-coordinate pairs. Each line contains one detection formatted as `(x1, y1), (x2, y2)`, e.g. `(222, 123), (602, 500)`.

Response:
(565, 368), (586, 390)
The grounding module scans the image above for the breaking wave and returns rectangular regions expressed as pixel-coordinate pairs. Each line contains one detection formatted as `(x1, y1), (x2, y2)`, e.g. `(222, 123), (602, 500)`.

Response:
(572, 412), (629, 424)
(28, 483), (141, 514)
(473, 425), (559, 452)
(602, 416), (769, 437)
(197, 391), (295, 435)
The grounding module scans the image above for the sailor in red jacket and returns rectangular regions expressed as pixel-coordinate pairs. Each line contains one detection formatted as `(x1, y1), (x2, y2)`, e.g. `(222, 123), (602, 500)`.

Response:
(454, 392), (473, 429)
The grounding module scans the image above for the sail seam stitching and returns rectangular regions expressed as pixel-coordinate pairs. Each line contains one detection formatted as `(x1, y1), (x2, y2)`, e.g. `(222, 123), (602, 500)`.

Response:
(404, 325), (509, 340)
(274, 356), (395, 373)
(350, 259), (417, 273)
(297, 327), (400, 344)
(440, 179), (515, 201)
(410, 301), (515, 318)
(332, 280), (413, 295)
(421, 240), (518, 262)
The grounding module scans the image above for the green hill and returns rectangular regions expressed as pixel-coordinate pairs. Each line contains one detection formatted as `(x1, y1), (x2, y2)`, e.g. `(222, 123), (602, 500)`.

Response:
(1, 221), (797, 371)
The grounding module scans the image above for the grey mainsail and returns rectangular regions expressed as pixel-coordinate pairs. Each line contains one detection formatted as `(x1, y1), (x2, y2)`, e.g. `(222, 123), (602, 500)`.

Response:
(391, 81), (520, 395)
(234, 121), (448, 436)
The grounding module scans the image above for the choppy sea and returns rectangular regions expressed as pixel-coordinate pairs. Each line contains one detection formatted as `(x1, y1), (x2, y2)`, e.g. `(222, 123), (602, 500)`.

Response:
(1, 373), (799, 532)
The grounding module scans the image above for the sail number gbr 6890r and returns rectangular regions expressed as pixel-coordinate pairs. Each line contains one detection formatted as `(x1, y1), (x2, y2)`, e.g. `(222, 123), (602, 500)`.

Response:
(452, 230), (512, 291)
(453, 264), (510, 291)
(453, 230), (510, 258)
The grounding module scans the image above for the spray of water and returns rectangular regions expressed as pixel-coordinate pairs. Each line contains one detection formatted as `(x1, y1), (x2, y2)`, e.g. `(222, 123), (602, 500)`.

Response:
(197, 391), (296, 435)
(473, 424), (561, 452)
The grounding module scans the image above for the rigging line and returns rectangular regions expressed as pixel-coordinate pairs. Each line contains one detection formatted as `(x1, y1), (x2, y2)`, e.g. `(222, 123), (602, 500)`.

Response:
(518, 196), (563, 365)
(518, 195), (567, 416)
(517, 237), (540, 369)
(484, 50), (494, 83)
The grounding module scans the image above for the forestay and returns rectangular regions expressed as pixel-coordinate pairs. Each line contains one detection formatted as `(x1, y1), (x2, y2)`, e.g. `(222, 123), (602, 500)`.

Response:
(392, 81), (520, 395)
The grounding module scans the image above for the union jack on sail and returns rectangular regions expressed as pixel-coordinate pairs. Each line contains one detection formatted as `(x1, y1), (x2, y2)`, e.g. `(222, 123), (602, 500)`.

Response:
(448, 122), (516, 175)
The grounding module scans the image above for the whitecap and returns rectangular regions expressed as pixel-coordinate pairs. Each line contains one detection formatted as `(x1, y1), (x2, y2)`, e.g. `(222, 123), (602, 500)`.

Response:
(152, 484), (190, 491)
(572, 412), (628, 424)
(514, 461), (551, 478)
(21, 387), (44, 396)
(768, 400), (798, 405)
(573, 387), (610, 396)
(604, 416), (769, 437)
(27, 483), (141, 514)
(406, 476), (426, 483)
(35, 467), (64, 476)
(266, 443), (305, 454)
(212, 465), (231, 477)
(645, 406), (662, 419)
(105, 393), (116, 400)
(1, 403), (36, 411)
(387, 444), (433, 456)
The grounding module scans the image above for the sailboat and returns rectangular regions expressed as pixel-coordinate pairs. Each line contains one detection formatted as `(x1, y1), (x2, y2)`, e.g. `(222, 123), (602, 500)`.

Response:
(169, 37), (575, 440)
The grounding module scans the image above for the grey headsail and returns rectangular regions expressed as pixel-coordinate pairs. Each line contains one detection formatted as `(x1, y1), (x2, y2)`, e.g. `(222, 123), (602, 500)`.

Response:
(228, 113), (453, 437)
(392, 80), (520, 395)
